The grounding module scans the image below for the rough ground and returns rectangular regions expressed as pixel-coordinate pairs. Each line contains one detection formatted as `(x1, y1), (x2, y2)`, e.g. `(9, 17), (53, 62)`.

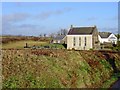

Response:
(2, 49), (120, 88)
(111, 78), (120, 88)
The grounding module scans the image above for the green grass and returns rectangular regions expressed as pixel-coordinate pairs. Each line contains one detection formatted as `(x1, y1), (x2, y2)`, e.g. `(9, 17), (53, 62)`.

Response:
(2, 50), (120, 88)
(2, 40), (48, 49)
(101, 72), (120, 88)
(2, 40), (65, 49)
(48, 43), (65, 49)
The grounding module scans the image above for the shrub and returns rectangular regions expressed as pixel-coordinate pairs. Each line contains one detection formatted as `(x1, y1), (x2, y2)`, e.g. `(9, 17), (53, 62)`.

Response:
(89, 48), (93, 50)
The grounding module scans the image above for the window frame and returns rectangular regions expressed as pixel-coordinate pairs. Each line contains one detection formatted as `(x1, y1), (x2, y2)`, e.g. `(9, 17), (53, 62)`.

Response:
(79, 37), (81, 46)
(84, 37), (87, 46)
(73, 37), (76, 46)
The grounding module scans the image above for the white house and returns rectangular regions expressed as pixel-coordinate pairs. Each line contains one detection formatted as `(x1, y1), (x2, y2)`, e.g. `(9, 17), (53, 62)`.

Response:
(52, 35), (66, 44)
(98, 32), (117, 44)
(67, 25), (100, 50)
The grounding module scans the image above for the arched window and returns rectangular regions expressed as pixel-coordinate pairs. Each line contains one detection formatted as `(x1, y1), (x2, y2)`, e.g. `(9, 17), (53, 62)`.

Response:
(79, 37), (81, 46)
(73, 37), (76, 46)
(85, 37), (87, 46)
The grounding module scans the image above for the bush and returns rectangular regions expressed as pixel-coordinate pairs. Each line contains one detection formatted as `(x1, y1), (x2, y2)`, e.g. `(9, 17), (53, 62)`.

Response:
(89, 48), (93, 50)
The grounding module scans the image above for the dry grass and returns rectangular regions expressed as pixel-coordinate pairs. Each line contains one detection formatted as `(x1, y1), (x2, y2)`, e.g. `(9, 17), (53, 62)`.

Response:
(2, 49), (120, 88)
(2, 40), (48, 49)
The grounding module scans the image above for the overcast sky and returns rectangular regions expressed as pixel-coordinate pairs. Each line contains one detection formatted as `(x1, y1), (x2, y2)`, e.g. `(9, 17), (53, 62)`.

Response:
(2, 2), (118, 36)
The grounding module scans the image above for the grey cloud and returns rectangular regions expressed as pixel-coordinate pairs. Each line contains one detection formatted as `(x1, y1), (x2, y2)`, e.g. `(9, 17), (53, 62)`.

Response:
(19, 24), (38, 28)
(38, 11), (53, 20)
(2, 22), (17, 35)
(54, 7), (73, 15)
(37, 7), (73, 20)
(17, 24), (39, 33)
(2, 13), (31, 34)
(2, 23), (46, 36)
(2, 13), (30, 23)
(2, 13), (47, 36)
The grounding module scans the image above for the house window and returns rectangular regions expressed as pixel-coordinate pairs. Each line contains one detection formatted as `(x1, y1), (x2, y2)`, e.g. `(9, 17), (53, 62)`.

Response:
(73, 37), (76, 46)
(84, 37), (87, 46)
(79, 37), (81, 46)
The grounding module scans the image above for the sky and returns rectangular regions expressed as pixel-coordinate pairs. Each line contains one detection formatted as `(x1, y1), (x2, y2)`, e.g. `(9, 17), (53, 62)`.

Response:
(1, 2), (118, 36)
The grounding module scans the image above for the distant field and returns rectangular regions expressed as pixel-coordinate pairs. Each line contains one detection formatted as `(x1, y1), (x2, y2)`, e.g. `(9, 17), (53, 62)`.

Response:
(1, 35), (56, 49)
(2, 40), (65, 49)
(2, 40), (48, 49)
(1, 35), (51, 44)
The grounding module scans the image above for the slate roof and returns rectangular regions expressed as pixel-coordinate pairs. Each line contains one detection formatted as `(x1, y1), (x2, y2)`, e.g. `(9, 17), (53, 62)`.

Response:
(53, 35), (65, 40)
(67, 26), (96, 35)
(99, 32), (112, 38)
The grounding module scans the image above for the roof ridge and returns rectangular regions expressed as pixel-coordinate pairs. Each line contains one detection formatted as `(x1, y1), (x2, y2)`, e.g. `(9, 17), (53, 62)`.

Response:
(72, 26), (94, 28)
(99, 32), (111, 33)
(68, 26), (96, 35)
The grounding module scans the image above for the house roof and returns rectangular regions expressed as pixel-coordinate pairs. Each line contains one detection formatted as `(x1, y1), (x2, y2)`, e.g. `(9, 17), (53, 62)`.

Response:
(99, 32), (112, 38)
(67, 26), (96, 35)
(53, 35), (65, 40)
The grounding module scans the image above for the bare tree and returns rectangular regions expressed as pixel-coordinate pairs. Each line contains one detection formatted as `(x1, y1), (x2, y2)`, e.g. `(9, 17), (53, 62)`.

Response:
(49, 33), (56, 38)
(39, 34), (42, 37)
(63, 29), (68, 35)
(57, 29), (68, 35)
(44, 34), (46, 37)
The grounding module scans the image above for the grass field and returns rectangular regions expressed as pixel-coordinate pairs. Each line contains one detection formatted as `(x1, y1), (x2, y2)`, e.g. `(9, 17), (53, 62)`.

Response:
(2, 40), (48, 49)
(2, 38), (65, 49)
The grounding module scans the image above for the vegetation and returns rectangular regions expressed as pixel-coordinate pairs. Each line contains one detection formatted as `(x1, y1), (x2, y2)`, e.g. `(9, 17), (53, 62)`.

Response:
(2, 40), (65, 49)
(1, 35), (120, 88)
(1, 36), (65, 49)
(2, 40), (47, 49)
(100, 41), (120, 51)
(101, 72), (120, 88)
(2, 50), (120, 88)
(111, 41), (120, 51)
(1, 36), (51, 44)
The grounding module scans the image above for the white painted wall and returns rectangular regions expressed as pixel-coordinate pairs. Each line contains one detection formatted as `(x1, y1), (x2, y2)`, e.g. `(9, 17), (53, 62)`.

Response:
(67, 35), (92, 50)
(98, 35), (108, 43)
(108, 34), (117, 44)
(98, 33), (117, 44)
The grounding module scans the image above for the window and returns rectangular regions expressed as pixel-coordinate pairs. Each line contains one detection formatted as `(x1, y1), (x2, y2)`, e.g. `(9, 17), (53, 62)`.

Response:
(85, 37), (87, 46)
(110, 37), (116, 40)
(73, 37), (76, 46)
(79, 37), (81, 46)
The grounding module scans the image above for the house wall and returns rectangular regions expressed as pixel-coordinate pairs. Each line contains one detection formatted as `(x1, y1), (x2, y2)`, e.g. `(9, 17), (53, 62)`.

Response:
(92, 28), (100, 49)
(53, 40), (61, 43)
(98, 35), (108, 43)
(67, 35), (92, 50)
(108, 34), (117, 44)
(98, 34), (117, 44)
(62, 36), (67, 44)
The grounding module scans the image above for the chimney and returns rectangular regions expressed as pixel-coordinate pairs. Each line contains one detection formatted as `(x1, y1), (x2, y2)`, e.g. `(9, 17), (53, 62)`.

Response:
(71, 25), (73, 29)
(93, 25), (96, 28)
(93, 25), (96, 29)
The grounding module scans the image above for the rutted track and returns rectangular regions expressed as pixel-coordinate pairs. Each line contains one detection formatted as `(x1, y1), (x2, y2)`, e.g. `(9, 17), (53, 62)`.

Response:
(111, 78), (120, 88)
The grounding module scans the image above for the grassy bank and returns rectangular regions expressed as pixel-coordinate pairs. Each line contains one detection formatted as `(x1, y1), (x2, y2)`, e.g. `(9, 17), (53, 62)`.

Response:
(2, 50), (120, 88)
(101, 72), (120, 88)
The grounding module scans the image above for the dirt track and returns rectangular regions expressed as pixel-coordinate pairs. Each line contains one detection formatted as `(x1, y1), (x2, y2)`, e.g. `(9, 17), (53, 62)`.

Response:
(111, 78), (120, 88)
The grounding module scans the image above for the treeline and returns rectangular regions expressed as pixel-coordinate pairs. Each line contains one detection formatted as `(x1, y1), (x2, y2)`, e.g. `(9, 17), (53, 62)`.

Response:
(1, 36), (51, 44)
